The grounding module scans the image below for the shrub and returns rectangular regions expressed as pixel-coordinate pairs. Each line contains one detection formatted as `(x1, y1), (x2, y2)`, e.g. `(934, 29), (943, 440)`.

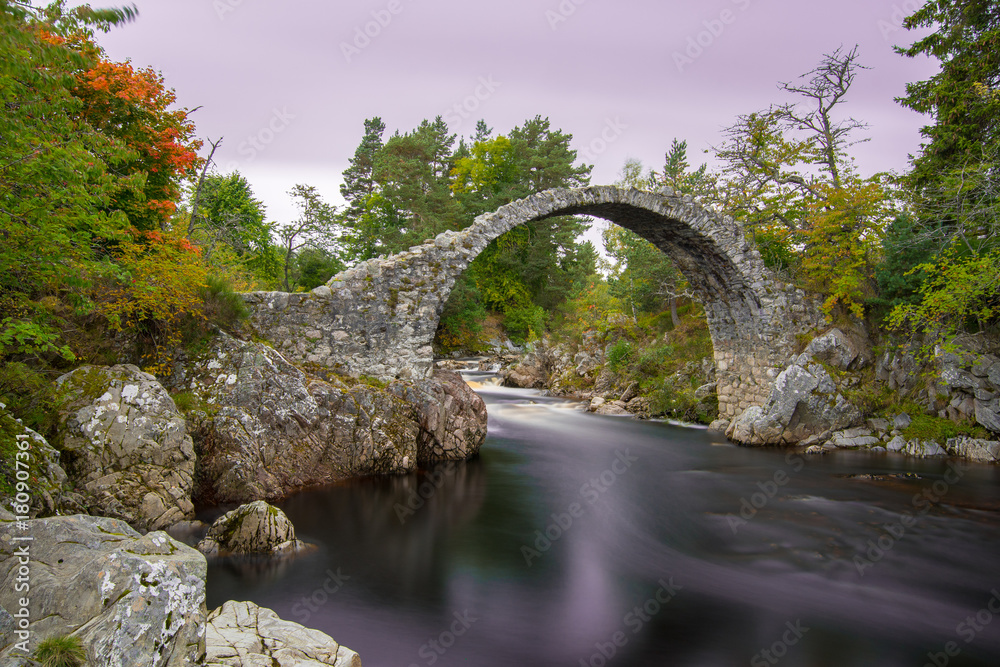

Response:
(201, 274), (249, 331)
(33, 635), (88, 667)
(606, 339), (635, 372)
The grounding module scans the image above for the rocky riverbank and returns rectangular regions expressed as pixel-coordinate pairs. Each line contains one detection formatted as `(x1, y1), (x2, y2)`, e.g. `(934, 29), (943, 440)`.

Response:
(494, 326), (1000, 463)
(0, 331), (490, 665)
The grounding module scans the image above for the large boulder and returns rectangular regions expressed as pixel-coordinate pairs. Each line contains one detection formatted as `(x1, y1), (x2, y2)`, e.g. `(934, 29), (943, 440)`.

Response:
(0, 511), (206, 666)
(198, 501), (307, 557)
(176, 333), (486, 503)
(803, 328), (867, 371)
(205, 600), (361, 666)
(53, 365), (196, 531)
(727, 360), (860, 445)
(390, 370), (488, 463)
(945, 437), (1000, 464)
(501, 349), (552, 389)
(0, 407), (66, 517)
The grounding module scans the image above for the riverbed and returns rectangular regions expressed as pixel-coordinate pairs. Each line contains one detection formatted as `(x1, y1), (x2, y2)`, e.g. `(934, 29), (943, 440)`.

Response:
(206, 368), (1000, 666)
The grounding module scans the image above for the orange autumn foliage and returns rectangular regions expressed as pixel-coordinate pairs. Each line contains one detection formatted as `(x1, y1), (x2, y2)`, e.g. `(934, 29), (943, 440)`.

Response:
(73, 57), (201, 230)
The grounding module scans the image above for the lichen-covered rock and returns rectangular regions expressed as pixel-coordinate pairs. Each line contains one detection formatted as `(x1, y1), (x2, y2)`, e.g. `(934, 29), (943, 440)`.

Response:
(727, 362), (860, 445)
(501, 350), (551, 389)
(827, 427), (881, 449)
(54, 365), (195, 531)
(389, 370), (488, 464)
(198, 501), (306, 557)
(595, 400), (630, 416)
(205, 600), (361, 667)
(0, 407), (66, 517)
(177, 333), (485, 503)
(803, 328), (866, 371)
(945, 437), (1000, 463)
(930, 344), (1000, 434)
(0, 510), (206, 666)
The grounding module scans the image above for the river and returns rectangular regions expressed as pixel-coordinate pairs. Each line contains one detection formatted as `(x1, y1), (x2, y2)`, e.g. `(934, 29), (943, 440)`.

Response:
(205, 366), (1000, 666)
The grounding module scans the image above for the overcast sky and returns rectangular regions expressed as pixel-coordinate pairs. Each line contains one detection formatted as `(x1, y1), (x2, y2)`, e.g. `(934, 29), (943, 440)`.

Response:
(94, 0), (937, 227)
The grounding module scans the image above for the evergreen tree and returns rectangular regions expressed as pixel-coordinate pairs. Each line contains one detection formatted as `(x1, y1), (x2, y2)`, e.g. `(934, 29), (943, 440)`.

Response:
(897, 0), (1000, 198)
(376, 116), (464, 249)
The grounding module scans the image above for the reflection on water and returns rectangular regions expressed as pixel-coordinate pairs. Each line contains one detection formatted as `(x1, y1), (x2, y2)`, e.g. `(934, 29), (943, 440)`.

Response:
(207, 366), (1000, 667)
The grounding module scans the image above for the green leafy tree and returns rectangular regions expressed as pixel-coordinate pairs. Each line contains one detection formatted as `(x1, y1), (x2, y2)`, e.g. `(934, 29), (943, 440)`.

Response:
(0, 1), (136, 360)
(185, 171), (278, 282)
(714, 47), (890, 315)
(339, 117), (396, 262)
(887, 0), (1000, 346)
(292, 247), (344, 291)
(447, 117), (593, 342)
(375, 116), (465, 249)
(277, 185), (340, 291)
(605, 158), (691, 324)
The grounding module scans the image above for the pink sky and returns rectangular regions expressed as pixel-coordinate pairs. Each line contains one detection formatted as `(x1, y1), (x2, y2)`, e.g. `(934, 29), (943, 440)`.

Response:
(95, 0), (938, 225)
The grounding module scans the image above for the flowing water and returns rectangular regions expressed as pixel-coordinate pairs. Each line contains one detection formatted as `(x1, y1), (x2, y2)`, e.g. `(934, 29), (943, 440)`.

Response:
(205, 365), (1000, 667)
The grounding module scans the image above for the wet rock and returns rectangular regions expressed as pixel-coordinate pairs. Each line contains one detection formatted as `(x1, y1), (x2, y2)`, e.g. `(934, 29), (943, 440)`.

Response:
(945, 437), (1000, 464)
(54, 365), (195, 531)
(502, 350), (551, 389)
(596, 400), (630, 416)
(178, 334), (485, 504)
(589, 397), (606, 412)
(205, 600), (361, 666)
(828, 427), (881, 449)
(708, 419), (730, 433)
(904, 440), (947, 457)
(886, 435), (908, 452)
(391, 370), (489, 464)
(727, 362), (860, 445)
(0, 510), (205, 665)
(198, 501), (307, 557)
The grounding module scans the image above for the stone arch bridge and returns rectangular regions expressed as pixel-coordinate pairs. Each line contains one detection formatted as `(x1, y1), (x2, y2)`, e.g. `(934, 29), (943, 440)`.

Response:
(244, 186), (824, 420)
